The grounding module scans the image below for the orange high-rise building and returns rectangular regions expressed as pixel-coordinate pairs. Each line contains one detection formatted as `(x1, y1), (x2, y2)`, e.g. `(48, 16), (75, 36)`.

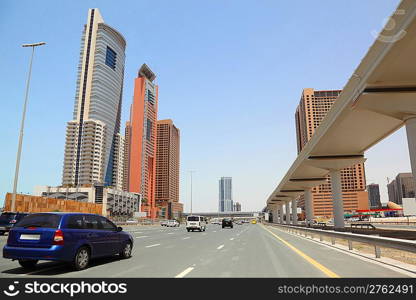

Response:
(295, 88), (368, 217)
(155, 119), (182, 219)
(124, 64), (158, 218)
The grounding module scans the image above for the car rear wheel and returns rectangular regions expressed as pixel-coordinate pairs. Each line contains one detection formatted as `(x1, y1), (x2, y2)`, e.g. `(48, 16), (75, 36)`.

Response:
(73, 247), (90, 271)
(120, 242), (132, 259)
(18, 259), (38, 269)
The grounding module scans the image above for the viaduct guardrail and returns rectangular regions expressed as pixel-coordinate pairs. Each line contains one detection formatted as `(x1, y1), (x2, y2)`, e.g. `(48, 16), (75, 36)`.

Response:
(269, 223), (416, 259)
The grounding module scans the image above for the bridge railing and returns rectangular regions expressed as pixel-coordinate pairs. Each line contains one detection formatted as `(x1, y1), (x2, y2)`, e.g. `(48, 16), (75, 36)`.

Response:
(269, 223), (416, 259)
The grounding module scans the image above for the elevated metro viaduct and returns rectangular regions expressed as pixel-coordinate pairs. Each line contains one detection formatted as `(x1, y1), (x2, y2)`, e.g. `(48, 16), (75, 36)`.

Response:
(266, 0), (416, 230)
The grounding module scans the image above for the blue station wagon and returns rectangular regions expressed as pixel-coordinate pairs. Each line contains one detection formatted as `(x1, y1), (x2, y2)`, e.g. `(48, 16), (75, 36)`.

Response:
(3, 212), (133, 270)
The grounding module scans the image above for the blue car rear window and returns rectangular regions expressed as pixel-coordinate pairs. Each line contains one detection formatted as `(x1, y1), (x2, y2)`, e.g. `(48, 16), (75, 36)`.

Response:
(0, 213), (16, 222)
(15, 214), (61, 228)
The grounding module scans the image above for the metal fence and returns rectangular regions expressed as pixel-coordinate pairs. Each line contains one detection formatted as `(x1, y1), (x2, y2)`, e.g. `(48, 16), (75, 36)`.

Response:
(270, 223), (416, 259)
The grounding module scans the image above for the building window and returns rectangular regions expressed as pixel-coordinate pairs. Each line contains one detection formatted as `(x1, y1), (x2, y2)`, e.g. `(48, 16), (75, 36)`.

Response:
(105, 46), (117, 70)
(146, 119), (152, 141)
(147, 89), (155, 105)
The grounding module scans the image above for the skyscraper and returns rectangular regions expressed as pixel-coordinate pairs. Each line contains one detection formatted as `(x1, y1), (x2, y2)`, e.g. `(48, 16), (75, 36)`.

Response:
(387, 173), (416, 205)
(295, 88), (368, 217)
(155, 119), (182, 219)
(367, 183), (381, 209)
(233, 202), (241, 212)
(219, 177), (233, 212)
(62, 9), (126, 188)
(124, 64), (158, 218)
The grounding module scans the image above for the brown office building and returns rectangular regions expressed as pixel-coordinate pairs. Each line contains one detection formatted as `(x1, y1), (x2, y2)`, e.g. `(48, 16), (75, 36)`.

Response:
(155, 119), (182, 219)
(295, 88), (369, 217)
(387, 173), (416, 205)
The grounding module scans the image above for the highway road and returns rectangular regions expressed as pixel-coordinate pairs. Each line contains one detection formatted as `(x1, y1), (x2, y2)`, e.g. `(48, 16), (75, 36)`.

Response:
(0, 223), (411, 278)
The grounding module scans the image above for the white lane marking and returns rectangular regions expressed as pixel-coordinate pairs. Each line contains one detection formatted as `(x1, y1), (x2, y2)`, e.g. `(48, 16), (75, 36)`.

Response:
(167, 233), (174, 235)
(213, 231), (217, 233)
(136, 236), (149, 239)
(230, 238), (234, 241)
(217, 245), (224, 250)
(146, 244), (161, 248)
(175, 267), (194, 278)
(136, 232), (143, 234)
(183, 237), (190, 240)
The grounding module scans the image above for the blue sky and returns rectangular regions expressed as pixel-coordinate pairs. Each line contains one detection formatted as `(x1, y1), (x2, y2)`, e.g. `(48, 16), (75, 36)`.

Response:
(0, 0), (411, 212)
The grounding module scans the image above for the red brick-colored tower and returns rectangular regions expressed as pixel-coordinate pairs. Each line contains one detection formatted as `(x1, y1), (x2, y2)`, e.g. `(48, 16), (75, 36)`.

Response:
(124, 64), (158, 218)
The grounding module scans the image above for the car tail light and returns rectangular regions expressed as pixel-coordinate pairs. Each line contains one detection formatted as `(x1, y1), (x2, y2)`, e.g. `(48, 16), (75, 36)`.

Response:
(53, 229), (64, 245)
(10, 219), (17, 224)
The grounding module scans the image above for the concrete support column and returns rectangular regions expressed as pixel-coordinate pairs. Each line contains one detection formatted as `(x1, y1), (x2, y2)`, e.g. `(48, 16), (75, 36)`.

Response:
(304, 188), (313, 227)
(291, 198), (297, 225)
(329, 169), (344, 229)
(285, 202), (290, 225)
(405, 117), (416, 183)
(279, 205), (284, 224)
(274, 207), (279, 224)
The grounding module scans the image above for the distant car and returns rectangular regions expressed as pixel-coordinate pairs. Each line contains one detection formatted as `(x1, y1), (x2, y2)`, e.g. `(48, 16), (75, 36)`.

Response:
(222, 218), (233, 229)
(125, 219), (138, 224)
(235, 220), (243, 225)
(251, 219), (257, 224)
(160, 220), (168, 226)
(166, 220), (180, 227)
(0, 212), (29, 235)
(3, 212), (133, 271)
(186, 215), (206, 232)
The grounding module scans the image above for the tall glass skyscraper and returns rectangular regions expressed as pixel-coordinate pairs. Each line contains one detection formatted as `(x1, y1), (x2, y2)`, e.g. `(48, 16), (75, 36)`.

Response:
(219, 177), (233, 212)
(62, 8), (126, 187)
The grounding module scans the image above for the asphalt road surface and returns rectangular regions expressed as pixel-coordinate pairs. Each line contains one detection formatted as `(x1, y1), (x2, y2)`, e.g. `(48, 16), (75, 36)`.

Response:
(0, 224), (410, 278)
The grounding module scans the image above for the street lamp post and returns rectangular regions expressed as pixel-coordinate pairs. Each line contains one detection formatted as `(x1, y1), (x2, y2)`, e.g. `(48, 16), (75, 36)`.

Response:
(10, 42), (46, 212)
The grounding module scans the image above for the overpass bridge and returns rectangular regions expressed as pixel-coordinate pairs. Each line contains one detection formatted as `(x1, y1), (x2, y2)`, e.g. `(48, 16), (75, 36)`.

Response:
(266, 0), (416, 230)
(182, 211), (261, 218)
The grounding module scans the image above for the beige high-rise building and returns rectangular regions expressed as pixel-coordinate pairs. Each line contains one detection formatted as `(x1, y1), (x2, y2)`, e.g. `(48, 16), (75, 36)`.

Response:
(295, 88), (368, 217)
(63, 120), (107, 185)
(62, 8), (126, 187)
(155, 119), (182, 219)
(112, 133), (125, 190)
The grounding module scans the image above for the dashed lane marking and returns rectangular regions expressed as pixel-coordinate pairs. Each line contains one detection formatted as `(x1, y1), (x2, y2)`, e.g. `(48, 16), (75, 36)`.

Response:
(175, 267), (194, 278)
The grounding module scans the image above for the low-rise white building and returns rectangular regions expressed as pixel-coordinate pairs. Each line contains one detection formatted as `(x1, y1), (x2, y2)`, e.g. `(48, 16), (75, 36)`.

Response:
(34, 185), (142, 217)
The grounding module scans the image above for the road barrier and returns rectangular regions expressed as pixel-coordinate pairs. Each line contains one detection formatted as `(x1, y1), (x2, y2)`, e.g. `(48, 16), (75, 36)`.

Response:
(270, 223), (416, 259)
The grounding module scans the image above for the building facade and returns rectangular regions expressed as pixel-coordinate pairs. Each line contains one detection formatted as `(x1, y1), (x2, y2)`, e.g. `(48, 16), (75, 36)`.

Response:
(295, 88), (369, 217)
(367, 183), (381, 209)
(34, 185), (141, 217)
(155, 119), (182, 219)
(62, 8), (126, 187)
(124, 64), (158, 218)
(387, 173), (416, 205)
(233, 202), (241, 212)
(219, 177), (233, 212)
(112, 133), (125, 190)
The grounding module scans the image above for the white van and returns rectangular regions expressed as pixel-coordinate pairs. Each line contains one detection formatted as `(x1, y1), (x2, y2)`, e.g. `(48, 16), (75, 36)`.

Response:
(186, 215), (206, 232)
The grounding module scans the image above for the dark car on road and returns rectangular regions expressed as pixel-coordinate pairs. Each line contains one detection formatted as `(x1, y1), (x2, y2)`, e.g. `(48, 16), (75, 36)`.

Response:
(3, 212), (133, 271)
(0, 212), (29, 235)
(222, 218), (233, 229)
